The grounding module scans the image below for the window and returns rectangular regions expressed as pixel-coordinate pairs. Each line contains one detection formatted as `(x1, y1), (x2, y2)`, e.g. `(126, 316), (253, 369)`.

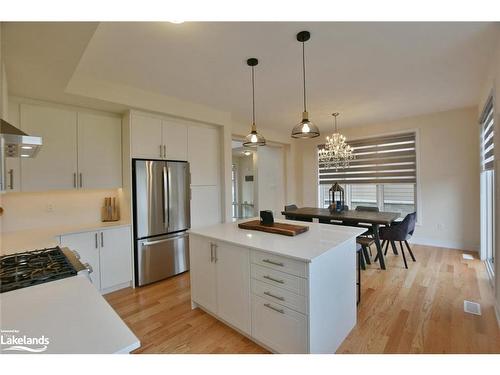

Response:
(480, 96), (495, 274)
(318, 132), (417, 218)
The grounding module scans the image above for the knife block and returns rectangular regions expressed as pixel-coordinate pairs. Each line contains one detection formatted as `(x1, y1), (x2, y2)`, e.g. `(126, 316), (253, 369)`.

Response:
(101, 197), (120, 222)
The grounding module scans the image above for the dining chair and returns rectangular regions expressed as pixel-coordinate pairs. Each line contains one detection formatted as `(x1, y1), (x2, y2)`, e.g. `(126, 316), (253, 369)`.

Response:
(378, 212), (417, 269)
(355, 206), (379, 257)
(356, 243), (363, 305)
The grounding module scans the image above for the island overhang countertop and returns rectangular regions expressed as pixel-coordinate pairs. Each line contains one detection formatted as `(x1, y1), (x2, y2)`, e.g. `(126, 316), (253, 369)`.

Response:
(188, 218), (366, 262)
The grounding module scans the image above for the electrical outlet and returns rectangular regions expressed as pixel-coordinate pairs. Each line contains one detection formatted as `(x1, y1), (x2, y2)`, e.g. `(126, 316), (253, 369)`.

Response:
(46, 204), (54, 213)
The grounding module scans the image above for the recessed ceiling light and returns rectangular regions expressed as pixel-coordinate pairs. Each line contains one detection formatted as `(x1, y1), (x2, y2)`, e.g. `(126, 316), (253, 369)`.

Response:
(21, 146), (33, 150)
(21, 154), (30, 158)
(169, 20), (185, 24)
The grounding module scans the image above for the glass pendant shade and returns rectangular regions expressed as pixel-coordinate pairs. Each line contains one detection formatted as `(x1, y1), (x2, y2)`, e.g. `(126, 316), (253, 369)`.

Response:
(243, 125), (266, 147)
(291, 111), (320, 138)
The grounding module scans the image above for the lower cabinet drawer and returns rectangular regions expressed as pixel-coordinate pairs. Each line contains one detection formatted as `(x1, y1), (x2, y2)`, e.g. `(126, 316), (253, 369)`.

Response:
(251, 295), (308, 354)
(251, 279), (307, 314)
(251, 264), (307, 296)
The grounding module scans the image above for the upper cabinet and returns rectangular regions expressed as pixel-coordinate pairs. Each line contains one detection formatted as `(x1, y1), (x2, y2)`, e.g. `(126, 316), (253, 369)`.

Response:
(130, 113), (188, 161)
(188, 125), (220, 186)
(19, 102), (122, 192)
(20, 104), (78, 191)
(77, 112), (122, 189)
(162, 120), (188, 161)
(130, 114), (163, 159)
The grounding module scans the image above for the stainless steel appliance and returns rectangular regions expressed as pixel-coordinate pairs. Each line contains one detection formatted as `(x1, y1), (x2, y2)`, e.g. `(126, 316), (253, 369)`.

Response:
(0, 247), (92, 293)
(0, 118), (43, 191)
(132, 159), (190, 286)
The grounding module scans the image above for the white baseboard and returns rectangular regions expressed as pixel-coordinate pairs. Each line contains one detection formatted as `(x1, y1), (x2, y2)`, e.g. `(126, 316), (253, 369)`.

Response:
(409, 236), (479, 252)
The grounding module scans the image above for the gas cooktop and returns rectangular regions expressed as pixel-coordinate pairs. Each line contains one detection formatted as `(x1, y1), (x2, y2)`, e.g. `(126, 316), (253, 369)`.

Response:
(0, 247), (77, 293)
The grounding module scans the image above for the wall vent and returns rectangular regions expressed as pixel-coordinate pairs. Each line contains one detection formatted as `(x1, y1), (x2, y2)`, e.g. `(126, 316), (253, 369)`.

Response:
(464, 300), (481, 315)
(462, 253), (474, 260)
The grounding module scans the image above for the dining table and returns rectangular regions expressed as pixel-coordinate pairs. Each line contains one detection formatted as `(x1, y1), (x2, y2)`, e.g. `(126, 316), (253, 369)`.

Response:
(281, 207), (400, 270)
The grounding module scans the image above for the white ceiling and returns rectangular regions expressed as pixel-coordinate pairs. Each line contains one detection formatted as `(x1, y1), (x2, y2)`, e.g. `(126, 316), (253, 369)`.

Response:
(4, 22), (499, 131)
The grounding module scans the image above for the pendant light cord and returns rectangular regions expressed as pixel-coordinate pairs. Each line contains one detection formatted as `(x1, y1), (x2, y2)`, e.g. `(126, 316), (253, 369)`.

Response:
(251, 65), (256, 126)
(302, 41), (307, 112)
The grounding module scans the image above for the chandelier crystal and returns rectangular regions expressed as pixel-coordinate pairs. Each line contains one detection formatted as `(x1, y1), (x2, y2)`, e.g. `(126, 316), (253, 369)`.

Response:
(318, 113), (354, 170)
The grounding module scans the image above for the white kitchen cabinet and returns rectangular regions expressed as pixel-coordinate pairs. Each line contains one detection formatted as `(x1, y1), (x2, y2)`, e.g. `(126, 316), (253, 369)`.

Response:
(188, 125), (220, 186)
(60, 226), (132, 293)
(129, 114), (189, 161)
(20, 103), (78, 191)
(130, 113), (163, 159)
(251, 294), (307, 354)
(189, 235), (217, 312)
(77, 112), (122, 189)
(215, 241), (251, 335)
(99, 226), (133, 291)
(162, 120), (188, 161)
(189, 235), (251, 335)
(59, 230), (101, 290)
(190, 185), (221, 228)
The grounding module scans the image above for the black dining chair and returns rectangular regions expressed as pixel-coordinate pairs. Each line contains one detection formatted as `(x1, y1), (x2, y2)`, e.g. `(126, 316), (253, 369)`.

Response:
(355, 206), (379, 258)
(378, 212), (417, 269)
(356, 243), (363, 305)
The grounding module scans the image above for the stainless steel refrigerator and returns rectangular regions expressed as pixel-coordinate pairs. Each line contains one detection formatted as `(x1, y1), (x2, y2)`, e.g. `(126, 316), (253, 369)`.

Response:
(132, 159), (190, 286)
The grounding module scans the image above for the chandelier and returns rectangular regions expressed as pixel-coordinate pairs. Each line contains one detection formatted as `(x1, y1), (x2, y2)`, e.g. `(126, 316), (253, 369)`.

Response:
(318, 113), (354, 170)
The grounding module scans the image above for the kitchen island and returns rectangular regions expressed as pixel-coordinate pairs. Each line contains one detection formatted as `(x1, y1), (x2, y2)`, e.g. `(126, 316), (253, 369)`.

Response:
(189, 219), (365, 354)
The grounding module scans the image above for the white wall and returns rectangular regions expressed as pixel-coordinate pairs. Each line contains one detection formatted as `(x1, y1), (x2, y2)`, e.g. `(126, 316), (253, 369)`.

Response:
(256, 144), (286, 218)
(295, 107), (480, 252)
(478, 30), (500, 324)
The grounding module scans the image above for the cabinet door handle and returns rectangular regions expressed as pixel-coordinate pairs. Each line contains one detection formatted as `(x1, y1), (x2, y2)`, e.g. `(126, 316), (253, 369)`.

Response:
(262, 259), (284, 267)
(8, 169), (14, 190)
(163, 145), (167, 158)
(263, 275), (285, 284)
(264, 291), (285, 301)
(95, 233), (98, 249)
(73, 173), (77, 188)
(264, 303), (284, 314)
(79, 173), (83, 188)
(159, 145), (163, 158)
(101, 232), (104, 247)
(213, 243), (218, 263)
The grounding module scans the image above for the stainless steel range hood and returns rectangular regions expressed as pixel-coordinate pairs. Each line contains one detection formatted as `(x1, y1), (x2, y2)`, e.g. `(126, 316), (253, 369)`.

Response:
(1, 118), (42, 157)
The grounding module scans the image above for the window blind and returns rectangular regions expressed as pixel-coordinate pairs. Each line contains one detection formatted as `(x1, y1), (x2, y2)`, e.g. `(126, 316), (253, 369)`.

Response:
(480, 97), (495, 171)
(318, 132), (416, 185)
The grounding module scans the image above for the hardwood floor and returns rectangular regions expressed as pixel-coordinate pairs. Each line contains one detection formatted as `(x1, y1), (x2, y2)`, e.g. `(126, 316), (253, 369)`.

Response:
(105, 244), (500, 354)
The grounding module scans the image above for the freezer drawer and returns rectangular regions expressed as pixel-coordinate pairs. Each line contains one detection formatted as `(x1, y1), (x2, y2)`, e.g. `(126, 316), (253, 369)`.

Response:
(136, 232), (189, 286)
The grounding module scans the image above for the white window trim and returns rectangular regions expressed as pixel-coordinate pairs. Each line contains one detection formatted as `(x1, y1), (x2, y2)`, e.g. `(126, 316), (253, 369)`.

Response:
(316, 128), (422, 225)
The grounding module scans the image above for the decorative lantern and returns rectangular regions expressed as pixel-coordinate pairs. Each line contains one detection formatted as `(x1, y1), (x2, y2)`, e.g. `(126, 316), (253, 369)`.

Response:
(328, 182), (345, 212)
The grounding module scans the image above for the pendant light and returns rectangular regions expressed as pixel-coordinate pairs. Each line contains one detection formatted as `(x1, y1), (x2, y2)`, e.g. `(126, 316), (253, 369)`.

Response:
(318, 112), (354, 170)
(243, 58), (266, 147)
(291, 31), (320, 139)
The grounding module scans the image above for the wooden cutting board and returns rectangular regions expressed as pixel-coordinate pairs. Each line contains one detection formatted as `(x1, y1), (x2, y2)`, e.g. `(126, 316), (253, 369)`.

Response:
(238, 220), (309, 236)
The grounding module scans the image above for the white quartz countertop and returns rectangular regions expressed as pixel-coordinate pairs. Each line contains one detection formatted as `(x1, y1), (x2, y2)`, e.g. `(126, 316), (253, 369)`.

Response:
(1, 221), (131, 255)
(189, 219), (366, 262)
(0, 276), (140, 354)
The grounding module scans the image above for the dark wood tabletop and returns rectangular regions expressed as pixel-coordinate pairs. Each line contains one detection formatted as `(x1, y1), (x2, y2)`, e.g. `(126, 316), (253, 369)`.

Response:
(281, 207), (400, 225)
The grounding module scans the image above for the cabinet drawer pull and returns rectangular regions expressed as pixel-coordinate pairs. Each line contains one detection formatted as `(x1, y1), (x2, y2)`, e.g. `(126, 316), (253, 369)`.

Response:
(263, 275), (284, 284)
(262, 259), (284, 267)
(79, 173), (83, 188)
(8, 169), (14, 190)
(95, 233), (98, 249)
(73, 173), (77, 188)
(264, 291), (285, 301)
(101, 232), (104, 247)
(264, 303), (284, 314)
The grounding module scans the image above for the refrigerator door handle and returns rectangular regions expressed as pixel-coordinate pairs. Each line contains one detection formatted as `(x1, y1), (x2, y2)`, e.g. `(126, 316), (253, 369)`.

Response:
(164, 165), (170, 230)
(161, 167), (166, 224)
